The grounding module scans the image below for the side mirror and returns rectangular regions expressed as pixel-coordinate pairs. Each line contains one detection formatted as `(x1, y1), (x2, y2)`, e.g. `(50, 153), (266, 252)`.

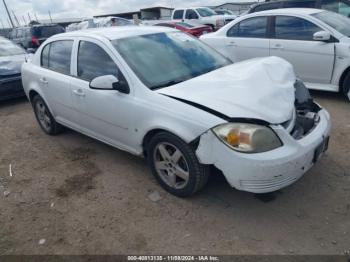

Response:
(90, 75), (130, 94)
(313, 31), (331, 42)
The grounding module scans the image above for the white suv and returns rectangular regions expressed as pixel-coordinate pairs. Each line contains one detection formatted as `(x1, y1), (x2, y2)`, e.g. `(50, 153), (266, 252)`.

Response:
(172, 7), (236, 30)
(201, 8), (350, 99)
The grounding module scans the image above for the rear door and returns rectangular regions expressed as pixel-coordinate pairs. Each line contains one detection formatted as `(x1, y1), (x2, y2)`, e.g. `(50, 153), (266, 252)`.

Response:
(224, 16), (270, 62)
(270, 15), (335, 84)
(39, 40), (76, 125)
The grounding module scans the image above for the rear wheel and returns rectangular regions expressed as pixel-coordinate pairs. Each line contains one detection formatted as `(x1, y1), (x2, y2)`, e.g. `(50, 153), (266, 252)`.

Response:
(32, 95), (64, 135)
(342, 72), (350, 99)
(147, 132), (209, 197)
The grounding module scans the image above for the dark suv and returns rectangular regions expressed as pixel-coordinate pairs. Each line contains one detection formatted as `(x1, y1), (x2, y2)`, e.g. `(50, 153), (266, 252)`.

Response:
(9, 24), (65, 50)
(248, 0), (350, 17)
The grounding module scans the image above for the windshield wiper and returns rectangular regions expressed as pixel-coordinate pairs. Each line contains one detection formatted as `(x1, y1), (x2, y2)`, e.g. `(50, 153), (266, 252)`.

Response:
(151, 79), (186, 90)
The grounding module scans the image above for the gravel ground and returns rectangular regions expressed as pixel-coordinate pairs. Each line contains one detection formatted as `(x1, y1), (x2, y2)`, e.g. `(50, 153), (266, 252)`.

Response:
(0, 91), (349, 255)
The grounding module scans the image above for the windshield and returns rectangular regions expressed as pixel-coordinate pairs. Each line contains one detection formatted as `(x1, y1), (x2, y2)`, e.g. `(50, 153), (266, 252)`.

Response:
(0, 38), (26, 57)
(112, 32), (231, 90)
(196, 8), (217, 17)
(312, 11), (350, 36)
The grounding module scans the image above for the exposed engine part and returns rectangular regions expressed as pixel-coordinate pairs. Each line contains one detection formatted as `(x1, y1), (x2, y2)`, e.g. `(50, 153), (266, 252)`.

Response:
(291, 79), (321, 139)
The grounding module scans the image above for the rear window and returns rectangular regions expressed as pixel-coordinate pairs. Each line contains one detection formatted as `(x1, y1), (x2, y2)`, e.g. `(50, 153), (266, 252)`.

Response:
(175, 22), (195, 28)
(32, 26), (65, 38)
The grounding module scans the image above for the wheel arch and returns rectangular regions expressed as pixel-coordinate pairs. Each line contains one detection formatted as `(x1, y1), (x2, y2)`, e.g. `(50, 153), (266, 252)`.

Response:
(339, 66), (350, 93)
(141, 127), (201, 158)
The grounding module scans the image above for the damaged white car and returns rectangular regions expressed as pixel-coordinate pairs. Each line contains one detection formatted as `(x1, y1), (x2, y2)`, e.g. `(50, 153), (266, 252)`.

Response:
(22, 27), (331, 197)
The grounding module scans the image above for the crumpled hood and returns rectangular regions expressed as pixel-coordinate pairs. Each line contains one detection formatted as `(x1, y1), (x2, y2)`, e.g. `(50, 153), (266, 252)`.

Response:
(0, 54), (26, 76)
(158, 56), (296, 124)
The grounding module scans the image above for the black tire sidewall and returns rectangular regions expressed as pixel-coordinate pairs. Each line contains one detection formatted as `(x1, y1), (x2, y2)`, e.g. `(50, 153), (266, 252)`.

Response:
(147, 132), (205, 197)
(343, 73), (350, 97)
(32, 95), (56, 135)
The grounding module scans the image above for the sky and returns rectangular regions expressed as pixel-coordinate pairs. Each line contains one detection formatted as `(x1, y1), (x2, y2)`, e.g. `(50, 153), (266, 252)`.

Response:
(0, 0), (251, 27)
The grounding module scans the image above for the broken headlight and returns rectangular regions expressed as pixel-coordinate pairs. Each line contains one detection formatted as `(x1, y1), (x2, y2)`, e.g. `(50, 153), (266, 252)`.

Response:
(212, 123), (282, 153)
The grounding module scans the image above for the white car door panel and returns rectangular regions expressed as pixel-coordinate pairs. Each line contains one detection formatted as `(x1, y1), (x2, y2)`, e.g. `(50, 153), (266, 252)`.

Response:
(70, 39), (135, 149)
(270, 15), (335, 84)
(39, 40), (77, 125)
(228, 38), (270, 62)
(270, 39), (334, 83)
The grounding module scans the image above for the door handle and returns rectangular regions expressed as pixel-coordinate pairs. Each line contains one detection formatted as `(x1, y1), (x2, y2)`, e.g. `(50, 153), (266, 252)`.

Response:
(227, 41), (237, 46)
(73, 89), (86, 97)
(39, 77), (48, 84)
(271, 44), (284, 50)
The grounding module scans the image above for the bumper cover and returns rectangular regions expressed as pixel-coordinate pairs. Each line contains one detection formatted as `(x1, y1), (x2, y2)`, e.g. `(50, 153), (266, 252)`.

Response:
(196, 109), (331, 193)
(0, 75), (24, 100)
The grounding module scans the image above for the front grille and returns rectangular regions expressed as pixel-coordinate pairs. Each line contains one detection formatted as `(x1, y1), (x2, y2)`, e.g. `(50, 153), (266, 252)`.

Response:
(240, 175), (298, 191)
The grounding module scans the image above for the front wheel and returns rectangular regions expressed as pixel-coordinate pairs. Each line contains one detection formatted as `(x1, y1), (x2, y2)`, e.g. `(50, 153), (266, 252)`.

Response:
(147, 132), (209, 197)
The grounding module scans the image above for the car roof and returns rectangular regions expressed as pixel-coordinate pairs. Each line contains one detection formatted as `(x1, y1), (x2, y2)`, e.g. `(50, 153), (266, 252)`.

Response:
(56, 26), (177, 40)
(252, 8), (323, 16)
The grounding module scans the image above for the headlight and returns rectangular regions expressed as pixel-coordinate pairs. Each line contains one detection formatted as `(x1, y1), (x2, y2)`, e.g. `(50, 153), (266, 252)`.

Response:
(212, 123), (282, 153)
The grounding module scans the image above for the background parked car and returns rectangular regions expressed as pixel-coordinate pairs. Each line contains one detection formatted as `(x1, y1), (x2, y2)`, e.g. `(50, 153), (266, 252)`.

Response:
(171, 7), (236, 30)
(0, 37), (27, 100)
(248, 0), (350, 17)
(9, 24), (65, 50)
(154, 21), (212, 37)
(66, 17), (134, 32)
(201, 8), (350, 99)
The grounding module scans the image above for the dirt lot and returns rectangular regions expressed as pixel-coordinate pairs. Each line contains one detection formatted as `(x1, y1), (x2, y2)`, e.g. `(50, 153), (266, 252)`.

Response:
(0, 91), (349, 255)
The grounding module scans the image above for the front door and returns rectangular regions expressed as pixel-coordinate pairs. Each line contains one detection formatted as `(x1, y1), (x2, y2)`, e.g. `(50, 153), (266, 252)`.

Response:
(70, 39), (135, 150)
(270, 15), (335, 84)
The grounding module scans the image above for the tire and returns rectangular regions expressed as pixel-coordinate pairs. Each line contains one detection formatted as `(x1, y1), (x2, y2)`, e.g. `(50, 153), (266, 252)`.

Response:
(146, 132), (210, 197)
(32, 95), (64, 135)
(342, 72), (350, 98)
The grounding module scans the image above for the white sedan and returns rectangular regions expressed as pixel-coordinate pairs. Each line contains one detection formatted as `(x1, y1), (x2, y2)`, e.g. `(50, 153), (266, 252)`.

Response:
(22, 27), (331, 197)
(201, 8), (350, 99)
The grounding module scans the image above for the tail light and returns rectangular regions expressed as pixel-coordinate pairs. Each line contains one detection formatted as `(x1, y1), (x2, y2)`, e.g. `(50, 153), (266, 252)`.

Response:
(31, 36), (40, 47)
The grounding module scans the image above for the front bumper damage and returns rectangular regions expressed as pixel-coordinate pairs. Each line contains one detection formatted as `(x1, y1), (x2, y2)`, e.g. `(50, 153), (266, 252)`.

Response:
(196, 102), (331, 194)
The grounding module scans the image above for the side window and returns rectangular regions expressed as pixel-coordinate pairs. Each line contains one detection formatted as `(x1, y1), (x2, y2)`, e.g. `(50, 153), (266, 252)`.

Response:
(274, 16), (322, 40)
(173, 10), (184, 19)
(185, 9), (199, 19)
(227, 24), (239, 37)
(228, 17), (268, 38)
(41, 40), (73, 75)
(41, 44), (50, 68)
(77, 41), (120, 82)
